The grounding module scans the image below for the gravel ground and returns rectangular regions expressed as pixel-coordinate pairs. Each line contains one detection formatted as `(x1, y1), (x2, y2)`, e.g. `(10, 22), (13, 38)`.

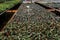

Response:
(0, 3), (60, 40)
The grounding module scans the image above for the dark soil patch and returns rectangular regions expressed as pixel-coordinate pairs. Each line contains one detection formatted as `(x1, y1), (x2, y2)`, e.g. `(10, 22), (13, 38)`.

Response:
(51, 10), (60, 16)
(0, 3), (22, 31)
(0, 12), (14, 31)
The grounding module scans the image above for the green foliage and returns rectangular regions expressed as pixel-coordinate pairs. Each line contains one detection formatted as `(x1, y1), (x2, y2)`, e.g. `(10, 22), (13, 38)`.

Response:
(0, 0), (12, 3)
(0, 0), (21, 12)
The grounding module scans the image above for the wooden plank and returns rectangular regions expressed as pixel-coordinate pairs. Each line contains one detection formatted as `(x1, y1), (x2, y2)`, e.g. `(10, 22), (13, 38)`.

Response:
(6, 10), (18, 13)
